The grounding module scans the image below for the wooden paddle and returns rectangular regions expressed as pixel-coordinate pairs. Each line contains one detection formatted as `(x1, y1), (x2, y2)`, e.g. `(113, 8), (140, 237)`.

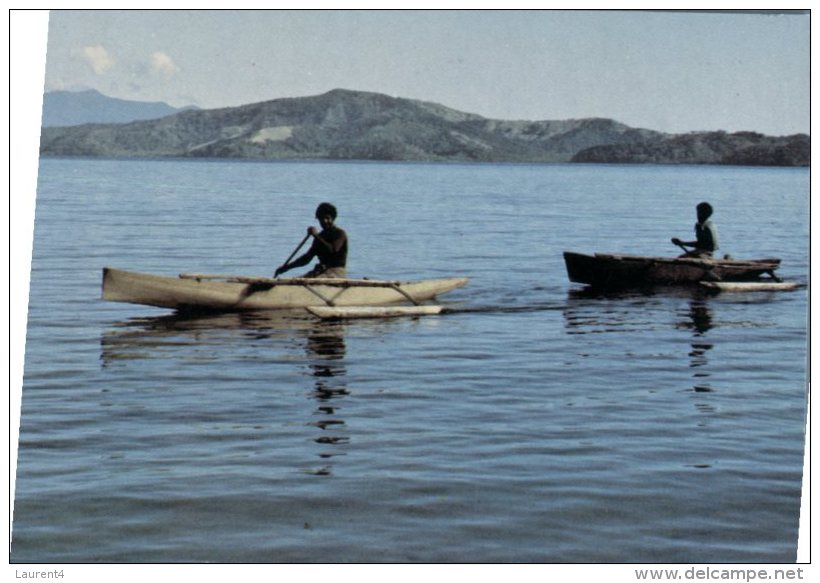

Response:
(275, 232), (311, 278)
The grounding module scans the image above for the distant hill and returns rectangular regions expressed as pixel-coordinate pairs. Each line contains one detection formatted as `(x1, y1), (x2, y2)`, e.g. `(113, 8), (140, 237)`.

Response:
(39, 88), (808, 166)
(42, 89), (198, 127)
(572, 131), (810, 166)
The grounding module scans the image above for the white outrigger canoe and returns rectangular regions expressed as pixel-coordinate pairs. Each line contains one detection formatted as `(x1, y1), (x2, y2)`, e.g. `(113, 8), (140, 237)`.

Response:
(102, 267), (469, 314)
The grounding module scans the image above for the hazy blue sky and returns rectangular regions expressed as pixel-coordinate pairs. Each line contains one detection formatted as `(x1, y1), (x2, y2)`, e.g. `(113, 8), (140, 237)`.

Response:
(41, 9), (809, 136)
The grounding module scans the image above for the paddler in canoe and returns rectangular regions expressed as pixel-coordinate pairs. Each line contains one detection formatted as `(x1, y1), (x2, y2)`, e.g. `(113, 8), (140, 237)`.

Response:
(564, 201), (792, 290)
(672, 201), (719, 258)
(102, 199), (469, 313)
(274, 202), (348, 278)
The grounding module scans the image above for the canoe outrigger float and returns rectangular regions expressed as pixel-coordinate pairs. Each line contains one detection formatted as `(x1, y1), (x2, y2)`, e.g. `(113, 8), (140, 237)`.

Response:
(563, 251), (793, 291)
(102, 267), (469, 317)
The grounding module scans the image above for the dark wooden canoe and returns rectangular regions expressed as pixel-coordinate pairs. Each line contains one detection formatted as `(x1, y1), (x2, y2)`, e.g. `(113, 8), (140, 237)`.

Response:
(564, 251), (781, 289)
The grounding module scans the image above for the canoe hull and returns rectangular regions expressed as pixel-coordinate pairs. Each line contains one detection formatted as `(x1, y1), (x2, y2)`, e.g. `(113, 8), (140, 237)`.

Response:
(564, 251), (781, 289)
(102, 267), (468, 312)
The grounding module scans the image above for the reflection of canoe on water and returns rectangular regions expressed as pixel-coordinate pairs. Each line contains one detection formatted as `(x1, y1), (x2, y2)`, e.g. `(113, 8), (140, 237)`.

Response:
(563, 251), (782, 290)
(102, 267), (469, 312)
(306, 305), (444, 320)
(99, 310), (342, 365)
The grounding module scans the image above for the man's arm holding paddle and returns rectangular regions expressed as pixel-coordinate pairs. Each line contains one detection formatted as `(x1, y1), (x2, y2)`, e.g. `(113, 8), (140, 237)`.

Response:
(274, 231), (314, 277)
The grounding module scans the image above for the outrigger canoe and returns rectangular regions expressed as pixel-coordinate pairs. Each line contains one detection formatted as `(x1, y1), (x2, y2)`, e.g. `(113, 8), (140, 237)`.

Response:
(102, 267), (469, 312)
(564, 251), (781, 289)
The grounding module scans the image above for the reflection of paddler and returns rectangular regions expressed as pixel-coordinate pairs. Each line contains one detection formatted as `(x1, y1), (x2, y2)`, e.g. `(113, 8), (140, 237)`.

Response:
(307, 321), (346, 381)
(687, 299), (713, 336)
(684, 299), (714, 393)
(305, 321), (349, 475)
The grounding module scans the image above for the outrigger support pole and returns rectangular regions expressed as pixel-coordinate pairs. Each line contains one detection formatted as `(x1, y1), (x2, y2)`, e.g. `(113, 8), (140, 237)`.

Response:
(388, 283), (420, 305)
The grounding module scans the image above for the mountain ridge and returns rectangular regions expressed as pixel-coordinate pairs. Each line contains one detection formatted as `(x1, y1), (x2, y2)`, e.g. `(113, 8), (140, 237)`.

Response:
(39, 89), (809, 166)
(42, 89), (199, 127)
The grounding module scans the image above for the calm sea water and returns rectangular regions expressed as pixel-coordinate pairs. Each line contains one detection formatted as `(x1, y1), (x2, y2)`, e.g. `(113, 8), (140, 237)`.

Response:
(12, 158), (808, 563)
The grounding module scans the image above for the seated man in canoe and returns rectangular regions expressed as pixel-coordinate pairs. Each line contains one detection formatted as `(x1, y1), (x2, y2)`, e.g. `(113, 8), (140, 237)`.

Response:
(275, 202), (348, 278)
(672, 201), (719, 258)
